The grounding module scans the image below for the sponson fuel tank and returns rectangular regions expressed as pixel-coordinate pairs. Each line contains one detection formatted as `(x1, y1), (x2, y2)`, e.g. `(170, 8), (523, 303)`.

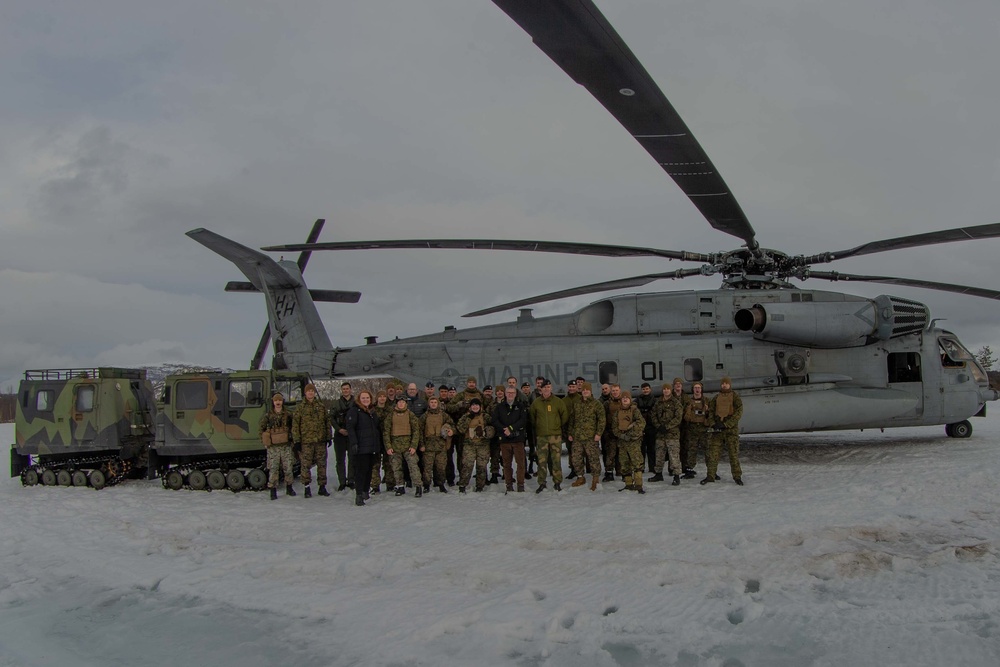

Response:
(734, 294), (928, 348)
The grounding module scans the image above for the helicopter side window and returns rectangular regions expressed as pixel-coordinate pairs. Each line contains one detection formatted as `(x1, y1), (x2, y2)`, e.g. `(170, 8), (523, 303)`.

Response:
(684, 358), (703, 382)
(887, 352), (921, 383)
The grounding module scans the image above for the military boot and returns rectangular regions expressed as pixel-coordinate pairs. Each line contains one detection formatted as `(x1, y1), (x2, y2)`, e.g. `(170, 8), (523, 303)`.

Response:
(602, 471), (614, 482)
(394, 486), (405, 496)
(566, 470), (577, 480)
(437, 484), (448, 494)
(635, 477), (645, 495)
(318, 485), (330, 497)
(590, 474), (599, 491)
(415, 486), (423, 498)
(647, 472), (664, 482)
(572, 475), (586, 488)
(699, 476), (714, 485)
(304, 486), (312, 498)
(285, 484), (296, 497)
(355, 494), (365, 506)
(535, 483), (547, 494)
(672, 475), (681, 486)
(270, 487), (278, 500)
(683, 468), (697, 479)
(554, 482), (561, 491)
(459, 486), (467, 493)
(619, 475), (633, 492)
(489, 473), (499, 485)
(734, 477), (744, 486)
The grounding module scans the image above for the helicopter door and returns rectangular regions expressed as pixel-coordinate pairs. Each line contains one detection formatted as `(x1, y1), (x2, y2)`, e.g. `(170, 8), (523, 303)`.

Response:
(886, 351), (923, 418)
(71, 383), (99, 446)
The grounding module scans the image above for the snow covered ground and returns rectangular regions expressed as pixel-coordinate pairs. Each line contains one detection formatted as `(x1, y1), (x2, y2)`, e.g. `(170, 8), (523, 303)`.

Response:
(3, 418), (1000, 667)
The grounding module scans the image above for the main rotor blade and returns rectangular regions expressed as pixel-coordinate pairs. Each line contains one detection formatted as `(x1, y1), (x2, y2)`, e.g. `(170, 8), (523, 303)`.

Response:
(296, 218), (325, 273)
(262, 238), (711, 262)
(463, 268), (705, 317)
(800, 222), (1000, 265)
(490, 0), (757, 249)
(805, 271), (1000, 300)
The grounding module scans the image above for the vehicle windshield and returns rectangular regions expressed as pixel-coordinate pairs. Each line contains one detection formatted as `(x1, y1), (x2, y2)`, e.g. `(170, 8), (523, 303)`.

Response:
(939, 337), (988, 383)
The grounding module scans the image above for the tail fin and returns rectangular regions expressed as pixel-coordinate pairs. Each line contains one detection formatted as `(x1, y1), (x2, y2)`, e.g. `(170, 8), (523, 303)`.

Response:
(187, 228), (359, 376)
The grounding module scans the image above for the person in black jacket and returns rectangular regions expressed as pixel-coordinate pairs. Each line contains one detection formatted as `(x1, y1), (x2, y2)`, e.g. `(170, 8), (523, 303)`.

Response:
(346, 390), (381, 506)
(493, 385), (528, 493)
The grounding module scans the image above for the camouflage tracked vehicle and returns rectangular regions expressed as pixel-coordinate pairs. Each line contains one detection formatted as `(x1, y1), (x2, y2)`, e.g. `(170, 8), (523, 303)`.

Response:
(10, 368), (156, 489)
(151, 369), (311, 492)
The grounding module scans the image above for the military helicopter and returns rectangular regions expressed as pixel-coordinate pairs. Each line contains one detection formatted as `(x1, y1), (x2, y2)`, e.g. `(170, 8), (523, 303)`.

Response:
(191, 0), (998, 437)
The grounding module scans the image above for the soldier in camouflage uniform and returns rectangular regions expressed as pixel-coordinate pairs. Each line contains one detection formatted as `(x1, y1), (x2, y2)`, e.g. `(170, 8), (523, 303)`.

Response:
(419, 396), (455, 493)
(683, 382), (710, 478)
(650, 381), (684, 485)
(447, 376), (481, 485)
(562, 380), (582, 479)
(259, 392), (296, 500)
(291, 383), (332, 498)
(383, 397), (424, 497)
(528, 380), (568, 493)
(567, 381), (605, 490)
(370, 390), (391, 492)
(602, 384), (623, 481)
(702, 377), (744, 486)
(456, 398), (495, 492)
(670, 377), (695, 478)
(611, 391), (646, 494)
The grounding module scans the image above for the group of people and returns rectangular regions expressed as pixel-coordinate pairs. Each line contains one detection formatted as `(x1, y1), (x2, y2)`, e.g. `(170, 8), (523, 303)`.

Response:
(257, 374), (745, 506)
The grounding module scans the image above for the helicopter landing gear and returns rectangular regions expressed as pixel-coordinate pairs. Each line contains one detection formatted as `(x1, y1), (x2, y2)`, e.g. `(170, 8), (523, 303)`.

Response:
(946, 420), (972, 438)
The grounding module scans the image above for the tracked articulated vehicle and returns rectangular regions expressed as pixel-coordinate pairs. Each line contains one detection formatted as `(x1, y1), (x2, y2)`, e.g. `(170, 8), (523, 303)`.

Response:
(10, 367), (311, 492)
(150, 368), (310, 491)
(11, 368), (156, 489)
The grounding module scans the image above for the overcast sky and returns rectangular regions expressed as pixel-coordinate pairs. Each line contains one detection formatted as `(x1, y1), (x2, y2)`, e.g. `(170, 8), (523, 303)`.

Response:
(2, 0), (999, 389)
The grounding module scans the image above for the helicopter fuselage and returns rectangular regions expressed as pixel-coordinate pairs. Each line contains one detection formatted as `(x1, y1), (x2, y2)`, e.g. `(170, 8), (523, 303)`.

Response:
(326, 288), (995, 435)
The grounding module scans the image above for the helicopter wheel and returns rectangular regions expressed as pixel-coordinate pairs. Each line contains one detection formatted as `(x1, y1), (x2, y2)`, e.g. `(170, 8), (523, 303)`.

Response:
(56, 470), (73, 486)
(948, 420), (973, 439)
(41, 469), (57, 486)
(71, 470), (89, 487)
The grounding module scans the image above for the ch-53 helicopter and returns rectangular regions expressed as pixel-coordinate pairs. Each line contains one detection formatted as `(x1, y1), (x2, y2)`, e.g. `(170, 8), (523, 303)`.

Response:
(190, 0), (998, 438)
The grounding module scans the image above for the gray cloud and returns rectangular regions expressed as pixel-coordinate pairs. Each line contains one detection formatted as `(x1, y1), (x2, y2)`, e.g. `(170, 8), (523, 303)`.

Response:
(1, 0), (999, 389)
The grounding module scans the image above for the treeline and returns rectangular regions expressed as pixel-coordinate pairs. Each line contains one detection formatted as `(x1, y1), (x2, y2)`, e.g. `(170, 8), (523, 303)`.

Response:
(0, 393), (15, 423)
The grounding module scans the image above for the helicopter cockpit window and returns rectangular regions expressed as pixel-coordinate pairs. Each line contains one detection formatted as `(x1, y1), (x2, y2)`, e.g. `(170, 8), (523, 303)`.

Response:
(229, 380), (263, 408)
(887, 352), (921, 383)
(684, 358), (703, 382)
(939, 337), (988, 383)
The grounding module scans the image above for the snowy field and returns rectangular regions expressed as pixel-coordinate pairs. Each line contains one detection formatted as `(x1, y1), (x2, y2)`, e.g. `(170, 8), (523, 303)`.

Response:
(3, 418), (1000, 667)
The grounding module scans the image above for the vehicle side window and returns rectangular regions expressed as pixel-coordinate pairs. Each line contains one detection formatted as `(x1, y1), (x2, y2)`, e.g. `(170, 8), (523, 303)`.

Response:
(229, 380), (263, 408)
(75, 386), (95, 412)
(176, 381), (208, 410)
(36, 390), (55, 411)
